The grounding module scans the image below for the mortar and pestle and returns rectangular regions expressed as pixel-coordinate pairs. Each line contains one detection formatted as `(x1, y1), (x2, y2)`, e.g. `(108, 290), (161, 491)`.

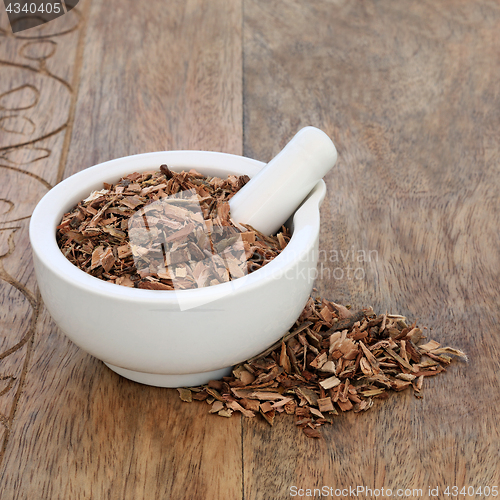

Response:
(30, 127), (337, 387)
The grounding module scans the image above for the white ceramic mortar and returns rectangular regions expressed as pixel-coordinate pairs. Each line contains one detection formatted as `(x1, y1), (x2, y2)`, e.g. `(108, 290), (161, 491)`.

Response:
(29, 151), (326, 387)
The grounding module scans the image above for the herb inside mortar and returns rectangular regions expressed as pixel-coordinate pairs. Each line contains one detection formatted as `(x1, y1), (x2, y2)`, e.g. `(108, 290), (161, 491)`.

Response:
(56, 165), (290, 289)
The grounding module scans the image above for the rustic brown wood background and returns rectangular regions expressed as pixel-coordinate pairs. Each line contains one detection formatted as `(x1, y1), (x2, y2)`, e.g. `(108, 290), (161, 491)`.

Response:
(1, 1), (499, 498)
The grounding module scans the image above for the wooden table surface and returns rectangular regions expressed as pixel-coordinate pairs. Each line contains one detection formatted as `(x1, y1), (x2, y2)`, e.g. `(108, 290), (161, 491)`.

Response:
(1, 1), (499, 499)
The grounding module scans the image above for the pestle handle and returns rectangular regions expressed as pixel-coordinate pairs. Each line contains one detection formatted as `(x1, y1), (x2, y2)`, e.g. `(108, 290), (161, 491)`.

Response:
(229, 126), (337, 235)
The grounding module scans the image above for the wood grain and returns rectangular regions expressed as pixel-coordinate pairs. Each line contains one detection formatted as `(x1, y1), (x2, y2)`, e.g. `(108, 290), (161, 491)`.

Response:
(0, 1), (244, 498)
(1, 0), (500, 498)
(243, 0), (500, 498)
(64, 0), (243, 176)
(0, 1), (87, 475)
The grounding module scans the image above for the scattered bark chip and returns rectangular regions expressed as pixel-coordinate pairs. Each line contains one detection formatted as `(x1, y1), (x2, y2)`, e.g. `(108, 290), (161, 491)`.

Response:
(178, 296), (467, 438)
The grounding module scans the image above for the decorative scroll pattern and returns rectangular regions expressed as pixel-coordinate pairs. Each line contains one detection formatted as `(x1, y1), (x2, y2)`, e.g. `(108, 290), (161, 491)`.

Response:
(0, 5), (86, 465)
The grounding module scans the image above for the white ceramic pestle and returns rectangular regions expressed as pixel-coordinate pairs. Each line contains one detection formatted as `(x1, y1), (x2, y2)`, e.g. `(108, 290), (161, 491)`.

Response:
(229, 126), (337, 235)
